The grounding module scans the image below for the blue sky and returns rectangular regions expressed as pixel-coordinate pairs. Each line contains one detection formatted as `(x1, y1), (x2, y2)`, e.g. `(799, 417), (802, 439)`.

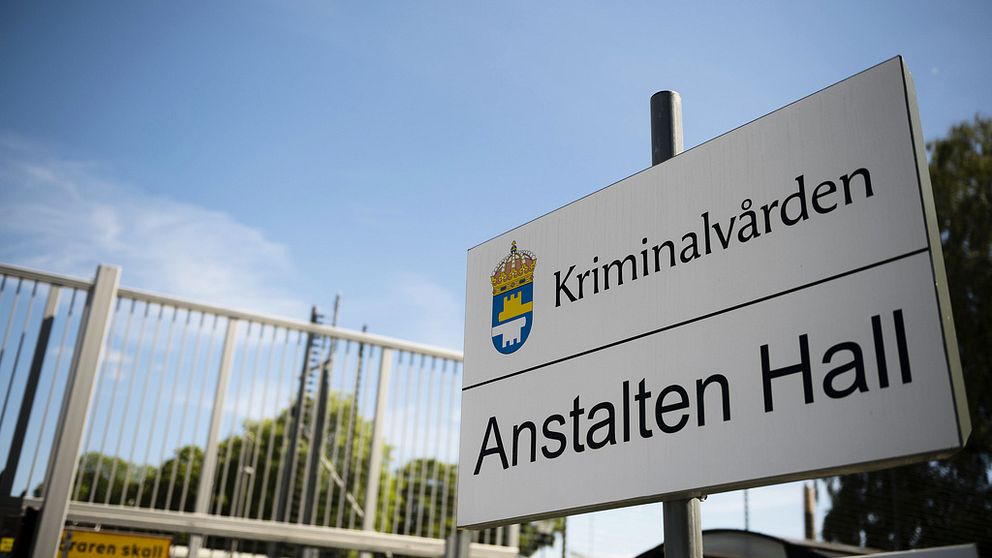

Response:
(1, 1), (990, 556)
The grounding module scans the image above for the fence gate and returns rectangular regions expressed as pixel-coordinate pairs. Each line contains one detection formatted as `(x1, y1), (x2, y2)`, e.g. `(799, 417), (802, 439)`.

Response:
(0, 263), (518, 557)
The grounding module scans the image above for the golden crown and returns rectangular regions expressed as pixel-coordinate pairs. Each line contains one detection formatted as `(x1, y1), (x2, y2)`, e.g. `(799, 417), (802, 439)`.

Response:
(491, 241), (537, 295)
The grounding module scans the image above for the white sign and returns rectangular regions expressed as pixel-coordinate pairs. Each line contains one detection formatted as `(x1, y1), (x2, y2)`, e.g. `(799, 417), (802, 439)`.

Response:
(458, 57), (970, 528)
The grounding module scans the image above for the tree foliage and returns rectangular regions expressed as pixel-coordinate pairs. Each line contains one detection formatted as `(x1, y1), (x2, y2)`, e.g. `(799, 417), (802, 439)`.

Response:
(68, 389), (555, 554)
(821, 116), (992, 556)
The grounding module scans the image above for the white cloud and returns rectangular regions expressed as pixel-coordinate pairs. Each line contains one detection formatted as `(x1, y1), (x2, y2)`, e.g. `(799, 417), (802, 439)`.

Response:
(348, 272), (464, 350)
(0, 134), (307, 318)
(393, 273), (464, 349)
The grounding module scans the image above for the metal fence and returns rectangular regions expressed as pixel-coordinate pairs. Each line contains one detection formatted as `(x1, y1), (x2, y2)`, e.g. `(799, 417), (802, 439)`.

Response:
(0, 263), (517, 557)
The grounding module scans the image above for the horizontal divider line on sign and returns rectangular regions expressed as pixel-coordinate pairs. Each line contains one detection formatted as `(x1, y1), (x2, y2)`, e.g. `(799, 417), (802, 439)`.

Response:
(463, 246), (931, 392)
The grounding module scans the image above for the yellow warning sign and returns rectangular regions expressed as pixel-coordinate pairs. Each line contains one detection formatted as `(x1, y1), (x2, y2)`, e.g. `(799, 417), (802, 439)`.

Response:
(59, 530), (170, 558)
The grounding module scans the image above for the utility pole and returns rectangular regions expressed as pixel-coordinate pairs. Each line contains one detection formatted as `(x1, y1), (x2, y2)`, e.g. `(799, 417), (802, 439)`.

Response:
(269, 305), (323, 558)
(651, 90), (703, 558)
(804, 482), (816, 540)
(744, 489), (750, 531)
(302, 295), (341, 525)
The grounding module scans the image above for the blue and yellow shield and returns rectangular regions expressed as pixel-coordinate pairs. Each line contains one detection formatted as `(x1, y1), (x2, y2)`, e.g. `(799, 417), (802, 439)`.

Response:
(490, 241), (536, 354)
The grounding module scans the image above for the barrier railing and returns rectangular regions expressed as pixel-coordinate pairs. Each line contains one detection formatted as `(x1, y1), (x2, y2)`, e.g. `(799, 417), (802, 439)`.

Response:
(0, 263), (517, 556)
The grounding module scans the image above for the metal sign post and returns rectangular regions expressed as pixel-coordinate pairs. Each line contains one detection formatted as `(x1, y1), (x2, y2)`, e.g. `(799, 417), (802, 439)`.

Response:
(651, 90), (703, 558)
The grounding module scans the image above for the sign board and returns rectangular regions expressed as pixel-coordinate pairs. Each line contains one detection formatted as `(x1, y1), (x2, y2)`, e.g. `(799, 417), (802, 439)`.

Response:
(864, 545), (978, 558)
(59, 529), (170, 558)
(458, 57), (970, 528)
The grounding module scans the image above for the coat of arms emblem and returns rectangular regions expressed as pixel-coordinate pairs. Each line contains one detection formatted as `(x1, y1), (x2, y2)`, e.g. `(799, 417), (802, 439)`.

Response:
(490, 241), (536, 354)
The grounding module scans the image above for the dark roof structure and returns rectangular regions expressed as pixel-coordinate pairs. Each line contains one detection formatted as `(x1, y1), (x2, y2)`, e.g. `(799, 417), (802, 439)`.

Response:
(636, 529), (874, 558)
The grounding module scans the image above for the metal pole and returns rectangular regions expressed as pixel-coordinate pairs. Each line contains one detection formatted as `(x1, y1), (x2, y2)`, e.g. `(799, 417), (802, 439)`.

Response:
(304, 296), (339, 524)
(362, 348), (392, 531)
(31, 265), (120, 558)
(282, 306), (320, 519)
(356, 348), (393, 558)
(444, 530), (472, 558)
(269, 307), (320, 558)
(651, 91), (683, 165)
(652, 91), (703, 558)
(187, 318), (239, 558)
(0, 287), (59, 500)
(744, 489), (750, 531)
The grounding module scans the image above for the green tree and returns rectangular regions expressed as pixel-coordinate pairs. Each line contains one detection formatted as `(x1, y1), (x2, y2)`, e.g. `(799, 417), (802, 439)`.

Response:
(68, 388), (561, 555)
(821, 116), (992, 556)
(518, 518), (565, 557)
(388, 458), (457, 538)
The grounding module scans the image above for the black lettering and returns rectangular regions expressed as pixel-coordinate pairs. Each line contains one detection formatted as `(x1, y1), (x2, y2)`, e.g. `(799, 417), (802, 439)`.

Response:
(711, 216), (737, 249)
(578, 269), (590, 299)
(696, 373), (731, 426)
(781, 175), (810, 226)
(473, 416), (508, 474)
(554, 266), (577, 307)
(622, 380), (630, 442)
(541, 414), (567, 459)
(822, 341), (868, 399)
(894, 309), (912, 384)
(570, 396), (586, 452)
(841, 167), (873, 204)
(634, 379), (653, 438)
(871, 314), (889, 388)
(592, 257), (600, 293)
(586, 401), (617, 449)
(602, 254), (638, 290)
(761, 334), (813, 412)
(653, 240), (677, 271)
(655, 385), (690, 433)
(760, 200), (779, 234)
(812, 180), (838, 213)
(702, 212), (712, 254)
(680, 232), (700, 262)
(641, 238), (650, 278)
(512, 421), (536, 466)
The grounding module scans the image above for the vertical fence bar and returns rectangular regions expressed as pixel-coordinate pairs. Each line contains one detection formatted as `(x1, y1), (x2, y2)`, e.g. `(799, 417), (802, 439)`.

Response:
(415, 358), (438, 536)
(271, 331), (305, 523)
(133, 304), (175, 508)
(187, 317), (238, 558)
(0, 280), (37, 437)
(426, 360), (445, 538)
(302, 332), (329, 525)
(244, 325), (278, 519)
(376, 354), (399, 531)
(389, 353), (410, 534)
(31, 264), (120, 558)
(152, 309), (192, 506)
(90, 299), (135, 504)
(438, 361), (458, 541)
(266, 329), (297, 521)
(362, 348), (392, 532)
(213, 321), (247, 515)
(231, 322), (264, 519)
(179, 314), (220, 513)
(164, 312), (203, 510)
(336, 337), (365, 527)
(348, 348), (373, 530)
(72, 297), (120, 503)
(26, 289), (79, 496)
(119, 304), (163, 506)
(324, 342), (354, 527)
(105, 302), (150, 505)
